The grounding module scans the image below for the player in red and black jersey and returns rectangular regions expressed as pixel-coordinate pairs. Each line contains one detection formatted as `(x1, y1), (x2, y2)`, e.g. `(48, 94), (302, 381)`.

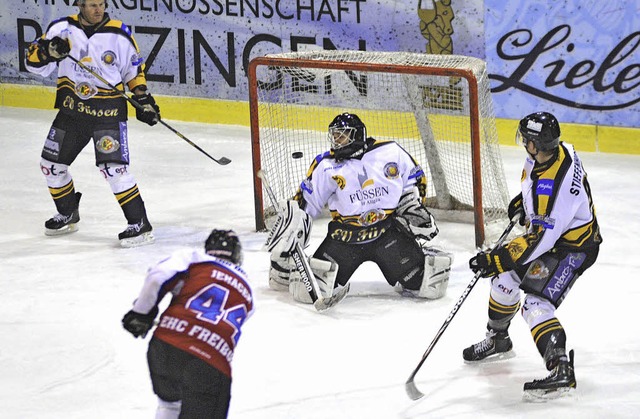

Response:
(123, 229), (254, 419)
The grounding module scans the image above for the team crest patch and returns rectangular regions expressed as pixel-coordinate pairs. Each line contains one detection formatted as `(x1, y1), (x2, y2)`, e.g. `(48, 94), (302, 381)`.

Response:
(96, 135), (120, 154)
(384, 162), (399, 179)
(358, 209), (386, 226)
(75, 82), (98, 99)
(527, 260), (550, 280)
(101, 51), (117, 65)
(332, 175), (346, 190)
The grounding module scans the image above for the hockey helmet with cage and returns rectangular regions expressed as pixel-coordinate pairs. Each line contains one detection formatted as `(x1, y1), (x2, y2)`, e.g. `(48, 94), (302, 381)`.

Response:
(328, 113), (367, 160)
(205, 229), (243, 265)
(517, 112), (561, 151)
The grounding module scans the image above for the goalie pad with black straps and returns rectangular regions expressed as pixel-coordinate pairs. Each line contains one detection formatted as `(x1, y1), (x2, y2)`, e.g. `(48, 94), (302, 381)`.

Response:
(289, 257), (339, 303)
(396, 247), (453, 299)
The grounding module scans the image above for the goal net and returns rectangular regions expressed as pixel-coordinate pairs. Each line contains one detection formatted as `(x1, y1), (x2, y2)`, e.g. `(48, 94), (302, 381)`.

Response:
(248, 51), (509, 247)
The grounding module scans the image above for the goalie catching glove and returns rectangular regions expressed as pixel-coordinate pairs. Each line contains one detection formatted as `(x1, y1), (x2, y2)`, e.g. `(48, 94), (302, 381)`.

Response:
(396, 191), (438, 241)
(469, 246), (515, 278)
(122, 306), (159, 338)
(265, 200), (312, 255)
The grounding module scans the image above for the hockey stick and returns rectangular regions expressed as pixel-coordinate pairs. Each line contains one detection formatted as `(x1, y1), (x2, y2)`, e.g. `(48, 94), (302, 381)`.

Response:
(66, 55), (231, 166)
(405, 218), (517, 401)
(257, 169), (349, 311)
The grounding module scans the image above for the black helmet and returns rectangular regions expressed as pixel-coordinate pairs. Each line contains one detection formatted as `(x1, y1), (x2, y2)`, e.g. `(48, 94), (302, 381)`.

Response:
(205, 229), (243, 265)
(328, 113), (367, 160)
(517, 112), (561, 151)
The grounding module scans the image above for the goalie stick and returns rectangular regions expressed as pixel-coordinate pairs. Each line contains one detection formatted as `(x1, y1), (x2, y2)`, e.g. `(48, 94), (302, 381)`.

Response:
(257, 170), (349, 312)
(66, 55), (231, 166)
(405, 218), (518, 401)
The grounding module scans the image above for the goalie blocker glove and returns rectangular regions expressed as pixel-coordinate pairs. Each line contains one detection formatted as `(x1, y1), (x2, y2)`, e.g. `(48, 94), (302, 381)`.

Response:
(131, 92), (160, 126)
(122, 306), (159, 338)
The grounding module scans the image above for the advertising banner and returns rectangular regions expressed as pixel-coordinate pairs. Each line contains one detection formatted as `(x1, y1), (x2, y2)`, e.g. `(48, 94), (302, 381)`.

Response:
(1, 0), (484, 100)
(1, 1), (638, 128)
(485, 0), (640, 127)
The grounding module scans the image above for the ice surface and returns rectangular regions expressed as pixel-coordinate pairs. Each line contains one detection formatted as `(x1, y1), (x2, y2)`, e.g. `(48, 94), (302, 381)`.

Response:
(1, 107), (638, 418)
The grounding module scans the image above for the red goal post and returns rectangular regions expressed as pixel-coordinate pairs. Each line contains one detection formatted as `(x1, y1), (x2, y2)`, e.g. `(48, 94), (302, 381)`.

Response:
(248, 51), (509, 247)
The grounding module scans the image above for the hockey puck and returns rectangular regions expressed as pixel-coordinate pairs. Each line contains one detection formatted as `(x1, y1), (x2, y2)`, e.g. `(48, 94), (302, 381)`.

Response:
(292, 152), (304, 159)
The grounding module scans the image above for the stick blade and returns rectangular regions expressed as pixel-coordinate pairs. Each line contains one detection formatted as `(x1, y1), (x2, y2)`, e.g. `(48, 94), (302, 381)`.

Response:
(405, 379), (424, 401)
(313, 284), (350, 312)
(216, 157), (232, 165)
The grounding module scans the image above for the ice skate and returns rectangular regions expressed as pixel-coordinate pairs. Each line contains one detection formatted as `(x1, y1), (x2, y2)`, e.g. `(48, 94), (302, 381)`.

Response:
(462, 328), (514, 363)
(523, 350), (576, 401)
(119, 217), (154, 248)
(44, 192), (81, 236)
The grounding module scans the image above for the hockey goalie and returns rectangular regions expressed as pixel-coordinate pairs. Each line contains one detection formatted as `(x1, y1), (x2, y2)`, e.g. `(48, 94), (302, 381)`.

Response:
(264, 112), (453, 310)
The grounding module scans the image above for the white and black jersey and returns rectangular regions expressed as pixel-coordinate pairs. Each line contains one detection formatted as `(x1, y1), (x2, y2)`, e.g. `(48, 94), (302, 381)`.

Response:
(295, 138), (428, 227)
(25, 13), (147, 123)
(507, 141), (602, 264)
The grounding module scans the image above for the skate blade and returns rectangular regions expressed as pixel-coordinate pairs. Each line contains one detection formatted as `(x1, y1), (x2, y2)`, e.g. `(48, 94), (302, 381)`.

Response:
(464, 350), (516, 365)
(522, 386), (574, 402)
(45, 223), (79, 236)
(120, 232), (155, 248)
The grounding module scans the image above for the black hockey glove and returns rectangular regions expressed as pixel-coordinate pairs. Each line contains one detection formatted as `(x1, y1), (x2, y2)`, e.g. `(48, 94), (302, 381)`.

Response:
(508, 192), (526, 226)
(469, 247), (515, 278)
(122, 306), (159, 338)
(131, 93), (160, 126)
(38, 36), (71, 62)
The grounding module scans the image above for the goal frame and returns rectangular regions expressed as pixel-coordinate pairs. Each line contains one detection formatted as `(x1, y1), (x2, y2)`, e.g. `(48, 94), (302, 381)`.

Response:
(248, 54), (488, 247)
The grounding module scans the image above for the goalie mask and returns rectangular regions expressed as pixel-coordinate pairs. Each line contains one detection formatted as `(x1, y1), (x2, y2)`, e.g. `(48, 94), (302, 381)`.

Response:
(328, 113), (367, 160)
(205, 229), (243, 265)
(516, 112), (561, 152)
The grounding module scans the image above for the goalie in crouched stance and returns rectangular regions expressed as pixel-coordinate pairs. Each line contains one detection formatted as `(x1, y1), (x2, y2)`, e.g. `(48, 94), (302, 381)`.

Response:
(266, 113), (452, 307)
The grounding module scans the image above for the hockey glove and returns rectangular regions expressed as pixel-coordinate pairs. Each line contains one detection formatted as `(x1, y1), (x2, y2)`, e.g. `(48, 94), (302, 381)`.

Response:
(38, 36), (71, 62)
(122, 306), (159, 338)
(396, 192), (438, 241)
(131, 93), (160, 126)
(469, 247), (515, 278)
(508, 192), (526, 226)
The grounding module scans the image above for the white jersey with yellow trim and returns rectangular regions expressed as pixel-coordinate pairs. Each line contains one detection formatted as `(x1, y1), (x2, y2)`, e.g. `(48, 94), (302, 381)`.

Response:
(25, 13), (147, 122)
(298, 139), (427, 226)
(509, 141), (601, 264)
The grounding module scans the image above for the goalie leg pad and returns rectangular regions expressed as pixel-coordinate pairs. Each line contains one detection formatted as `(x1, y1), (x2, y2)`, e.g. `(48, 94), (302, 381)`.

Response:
(269, 252), (293, 292)
(289, 271), (314, 304)
(289, 257), (339, 304)
(398, 248), (453, 299)
(309, 257), (338, 299)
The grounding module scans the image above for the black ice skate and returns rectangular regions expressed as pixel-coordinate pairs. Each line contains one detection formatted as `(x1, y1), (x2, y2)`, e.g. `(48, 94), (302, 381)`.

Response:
(44, 192), (82, 236)
(118, 217), (154, 248)
(462, 328), (514, 363)
(523, 350), (576, 401)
